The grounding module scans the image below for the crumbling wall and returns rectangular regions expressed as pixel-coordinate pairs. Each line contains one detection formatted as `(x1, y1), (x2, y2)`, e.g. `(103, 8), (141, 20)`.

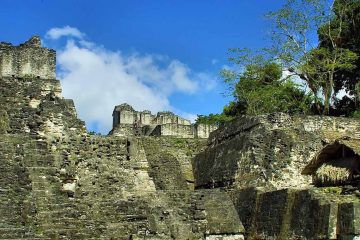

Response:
(193, 113), (360, 190)
(111, 103), (217, 138)
(0, 36), (56, 79)
(155, 123), (195, 138)
(0, 76), (86, 139)
(195, 123), (218, 139)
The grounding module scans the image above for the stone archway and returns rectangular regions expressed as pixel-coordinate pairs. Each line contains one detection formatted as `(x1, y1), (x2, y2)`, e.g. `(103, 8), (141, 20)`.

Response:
(302, 141), (360, 186)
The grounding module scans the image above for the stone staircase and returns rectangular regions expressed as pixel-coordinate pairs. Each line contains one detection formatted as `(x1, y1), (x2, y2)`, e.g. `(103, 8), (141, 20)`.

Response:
(21, 139), (98, 239)
(0, 77), (85, 138)
(0, 135), (46, 239)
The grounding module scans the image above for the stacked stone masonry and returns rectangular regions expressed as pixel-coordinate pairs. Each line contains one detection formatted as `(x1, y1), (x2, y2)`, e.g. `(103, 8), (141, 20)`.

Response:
(0, 37), (244, 239)
(193, 113), (360, 239)
(2, 36), (360, 240)
(0, 36), (56, 80)
(110, 103), (217, 138)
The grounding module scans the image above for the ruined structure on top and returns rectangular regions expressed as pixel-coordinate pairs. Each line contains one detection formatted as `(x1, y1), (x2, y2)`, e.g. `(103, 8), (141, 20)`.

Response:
(0, 36), (56, 79)
(109, 103), (217, 138)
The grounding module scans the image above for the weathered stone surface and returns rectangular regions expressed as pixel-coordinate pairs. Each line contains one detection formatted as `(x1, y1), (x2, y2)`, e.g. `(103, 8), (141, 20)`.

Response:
(4, 36), (360, 240)
(193, 113), (360, 190)
(0, 37), (243, 239)
(338, 202), (360, 235)
(110, 103), (217, 138)
(0, 110), (9, 133)
(229, 187), (359, 239)
(0, 36), (56, 79)
(142, 136), (207, 190)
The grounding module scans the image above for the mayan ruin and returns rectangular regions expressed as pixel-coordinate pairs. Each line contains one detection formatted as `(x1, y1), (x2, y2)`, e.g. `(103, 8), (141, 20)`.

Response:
(110, 103), (217, 138)
(2, 1), (360, 239)
(0, 35), (359, 239)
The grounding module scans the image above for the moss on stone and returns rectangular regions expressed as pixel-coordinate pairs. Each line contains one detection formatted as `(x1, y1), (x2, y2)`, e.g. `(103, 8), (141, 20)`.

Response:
(0, 110), (9, 133)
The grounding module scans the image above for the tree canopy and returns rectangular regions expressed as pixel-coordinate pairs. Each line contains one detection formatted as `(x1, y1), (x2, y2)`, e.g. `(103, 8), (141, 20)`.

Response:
(196, 0), (360, 125)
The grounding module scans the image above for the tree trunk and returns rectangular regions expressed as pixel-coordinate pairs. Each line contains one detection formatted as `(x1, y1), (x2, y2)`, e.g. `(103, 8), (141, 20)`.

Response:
(324, 72), (334, 115)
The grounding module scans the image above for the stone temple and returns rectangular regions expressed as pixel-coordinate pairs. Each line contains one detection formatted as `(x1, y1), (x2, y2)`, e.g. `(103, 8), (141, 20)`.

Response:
(1, 36), (360, 240)
(0, 36), (56, 80)
(110, 103), (217, 138)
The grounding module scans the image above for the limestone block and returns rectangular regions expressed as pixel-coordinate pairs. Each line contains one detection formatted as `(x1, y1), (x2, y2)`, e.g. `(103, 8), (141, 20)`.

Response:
(229, 187), (260, 232)
(62, 181), (76, 193)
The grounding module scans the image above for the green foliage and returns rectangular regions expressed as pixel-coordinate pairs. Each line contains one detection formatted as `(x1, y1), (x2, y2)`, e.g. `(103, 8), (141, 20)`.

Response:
(205, 0), (360, 120)
(232, 62), (313, 115)
(352, 110), (360, 118)
(0, 110), (9, 134)
(267, 0), (358, 115)
(89, 131), (102, 136)
(300, 47), (358, 114)
(320, 0), (360, 114)
(195, 113), (234, 126)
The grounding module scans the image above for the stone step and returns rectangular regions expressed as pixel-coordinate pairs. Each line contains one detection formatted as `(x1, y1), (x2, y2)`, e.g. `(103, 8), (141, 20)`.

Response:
(42, 229), (96, 240)
(0, 227), (34, 238)
(26, 167), (57, 176)
(36, 209), (87, 219)
(27, 175), (57, 182)
(31, 181), (59, 190)
(35, 202), (90, 210)
(1, 239), (51, 240)
(0, 218), (23, 226)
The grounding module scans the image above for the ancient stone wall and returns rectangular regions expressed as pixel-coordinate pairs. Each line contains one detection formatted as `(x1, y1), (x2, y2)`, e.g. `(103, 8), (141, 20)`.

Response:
(4, 36), (360, 240)
(0, 36), (56, 80)
(142, 137), (207, 190)
(230, 187), (359, 239)
(153, 123), (195, 138)
(194, 113), (360, 190)
(0, 37), (243, 239)
(0, 75), (86, 139)
(192, 112), (360, 239)
(111, 103), (217, 138)
(195, 123), (218, 139)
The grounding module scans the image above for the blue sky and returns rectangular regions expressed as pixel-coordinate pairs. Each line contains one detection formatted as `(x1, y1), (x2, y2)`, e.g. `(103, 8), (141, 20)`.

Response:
(0, 0), (286, 133)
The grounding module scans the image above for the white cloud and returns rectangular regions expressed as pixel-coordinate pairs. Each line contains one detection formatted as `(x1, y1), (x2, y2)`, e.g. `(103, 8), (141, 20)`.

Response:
(45, 26), (84, 40)
(179, 112), (198, 123)
(46, 26), (216, 133)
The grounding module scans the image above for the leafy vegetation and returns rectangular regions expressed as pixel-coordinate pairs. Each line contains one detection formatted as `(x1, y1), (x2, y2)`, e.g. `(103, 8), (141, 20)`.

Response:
(321, 0), (360, 116)
(195, 113), (234, 125)
(197, 0), (360, 124)
(229, 62), (314, 115)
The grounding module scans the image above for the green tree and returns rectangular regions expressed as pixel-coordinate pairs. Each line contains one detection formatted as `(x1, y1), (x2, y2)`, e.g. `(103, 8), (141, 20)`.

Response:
(320, 0), (360, 114)
(227, 62), (313, 115)
(195, 113), (234, 126)
(268, 0), (358, 114)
